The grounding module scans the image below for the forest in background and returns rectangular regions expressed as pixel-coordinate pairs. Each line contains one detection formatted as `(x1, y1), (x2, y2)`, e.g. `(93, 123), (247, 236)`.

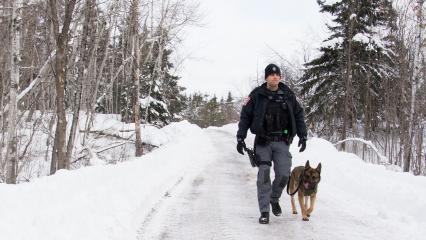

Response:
(0, 0), (425, 183)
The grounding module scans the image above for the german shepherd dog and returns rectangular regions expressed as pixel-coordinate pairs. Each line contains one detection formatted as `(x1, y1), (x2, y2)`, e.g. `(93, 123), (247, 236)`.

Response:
(288, 161), (321, 221)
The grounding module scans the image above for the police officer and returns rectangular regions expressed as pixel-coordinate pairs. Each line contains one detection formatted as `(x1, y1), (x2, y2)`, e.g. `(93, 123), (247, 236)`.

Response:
(236, 63), (307, 224)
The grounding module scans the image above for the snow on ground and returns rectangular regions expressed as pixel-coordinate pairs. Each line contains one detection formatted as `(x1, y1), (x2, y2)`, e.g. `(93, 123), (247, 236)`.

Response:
(140, 123), (426, 240)
(1, 122), (426, 240)
(0, 121), (216, 240)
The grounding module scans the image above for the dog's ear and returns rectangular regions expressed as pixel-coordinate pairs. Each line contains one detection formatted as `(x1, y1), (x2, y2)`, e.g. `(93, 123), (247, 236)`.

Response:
(316, 163), (322, 173)
(305, 160), (311, 169)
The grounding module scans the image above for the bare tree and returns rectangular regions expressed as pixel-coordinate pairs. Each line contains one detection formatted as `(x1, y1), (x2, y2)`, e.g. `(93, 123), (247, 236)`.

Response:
(130, 0), (143, 156)
(49, 0), (77, 173)
(0, 0), (199, 181)
(5, 0), (22, 183)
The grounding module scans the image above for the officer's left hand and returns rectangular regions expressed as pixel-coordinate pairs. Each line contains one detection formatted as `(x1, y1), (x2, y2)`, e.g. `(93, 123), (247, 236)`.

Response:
(298, 136), (307, 152)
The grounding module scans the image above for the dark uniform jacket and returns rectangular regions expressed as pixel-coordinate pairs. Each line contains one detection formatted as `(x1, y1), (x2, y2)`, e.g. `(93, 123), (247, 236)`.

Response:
(236, 82), (307, 144)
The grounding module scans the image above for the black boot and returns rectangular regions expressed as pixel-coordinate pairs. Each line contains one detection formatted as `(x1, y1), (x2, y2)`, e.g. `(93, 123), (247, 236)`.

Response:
(270, 201), (282, 216)
(259, 212), (269, 224)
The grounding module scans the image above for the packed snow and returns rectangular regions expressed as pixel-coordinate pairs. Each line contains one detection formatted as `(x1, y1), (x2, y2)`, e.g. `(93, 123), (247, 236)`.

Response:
(0, 122), (425, 240)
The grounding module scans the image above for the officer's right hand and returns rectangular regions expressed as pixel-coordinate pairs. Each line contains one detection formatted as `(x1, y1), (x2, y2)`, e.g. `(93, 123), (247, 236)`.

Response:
(237, 138), (246, 155)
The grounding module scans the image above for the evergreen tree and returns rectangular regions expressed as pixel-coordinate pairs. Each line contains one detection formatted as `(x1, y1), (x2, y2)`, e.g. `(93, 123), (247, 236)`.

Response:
(96, 27), (186, 126)
(139, 38), (172, 126)
(184, 93), (229, 128)
(226, 91), (233, 103)
(301, 0), (397, 140)
(139, 30), (185, 126)
(183, 93), (206, 126)
(224, 91), (239, 122)
(198, 96), (226, 127)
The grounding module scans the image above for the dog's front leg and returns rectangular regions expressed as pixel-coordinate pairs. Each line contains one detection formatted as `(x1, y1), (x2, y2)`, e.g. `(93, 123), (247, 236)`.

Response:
(297, 191), (309, 221)
(290, 195), (297, 214)
(307, 194), (317, 217)
(304, 196), (309, 209)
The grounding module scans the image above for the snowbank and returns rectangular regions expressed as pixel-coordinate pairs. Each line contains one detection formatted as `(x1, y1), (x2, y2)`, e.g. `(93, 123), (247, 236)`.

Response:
(0, 121), (216, 240)
(292, 137), (426, 239)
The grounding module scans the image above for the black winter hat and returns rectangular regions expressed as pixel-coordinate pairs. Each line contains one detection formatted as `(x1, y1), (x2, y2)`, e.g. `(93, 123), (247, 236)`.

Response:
(264, 63), (281, 79)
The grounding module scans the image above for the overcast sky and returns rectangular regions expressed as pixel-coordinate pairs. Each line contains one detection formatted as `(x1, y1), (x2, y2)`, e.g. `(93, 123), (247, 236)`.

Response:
(175, 0), (330, 99)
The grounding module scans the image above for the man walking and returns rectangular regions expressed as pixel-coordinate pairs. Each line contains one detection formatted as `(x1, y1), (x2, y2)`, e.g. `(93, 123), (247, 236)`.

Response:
(236, 63), (308, 224)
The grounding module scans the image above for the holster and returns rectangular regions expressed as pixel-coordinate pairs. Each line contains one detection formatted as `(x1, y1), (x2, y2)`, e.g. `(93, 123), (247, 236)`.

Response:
(252, 136), (272, 167)
(245, 147), (258, 168)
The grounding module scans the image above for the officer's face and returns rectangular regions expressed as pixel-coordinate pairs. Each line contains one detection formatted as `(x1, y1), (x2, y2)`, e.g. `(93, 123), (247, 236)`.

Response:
(266, 73), (281, 86)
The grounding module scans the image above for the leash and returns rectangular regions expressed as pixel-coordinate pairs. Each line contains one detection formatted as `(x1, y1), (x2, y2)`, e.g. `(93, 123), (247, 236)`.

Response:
(286, 172), (303, 196)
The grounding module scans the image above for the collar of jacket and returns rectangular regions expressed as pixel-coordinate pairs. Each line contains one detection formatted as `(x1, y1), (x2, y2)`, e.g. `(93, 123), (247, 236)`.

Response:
(257, 82), (291, 98)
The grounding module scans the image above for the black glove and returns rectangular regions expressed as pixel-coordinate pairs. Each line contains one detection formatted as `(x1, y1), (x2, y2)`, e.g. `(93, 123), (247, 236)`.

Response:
(298, 136), (307, 152)
(237, 138), (246, 155)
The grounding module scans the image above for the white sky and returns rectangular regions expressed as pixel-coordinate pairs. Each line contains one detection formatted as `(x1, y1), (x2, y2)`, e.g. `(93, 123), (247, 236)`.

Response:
(175, 0), (330, 99)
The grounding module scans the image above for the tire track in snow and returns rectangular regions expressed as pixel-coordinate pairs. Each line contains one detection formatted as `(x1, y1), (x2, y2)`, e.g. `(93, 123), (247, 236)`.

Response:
(136, 176), (184, 240)
(140, 128), (257, 240)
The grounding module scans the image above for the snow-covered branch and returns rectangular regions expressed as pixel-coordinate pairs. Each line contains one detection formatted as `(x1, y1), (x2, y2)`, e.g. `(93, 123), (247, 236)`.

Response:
(333, 138), (388, 164)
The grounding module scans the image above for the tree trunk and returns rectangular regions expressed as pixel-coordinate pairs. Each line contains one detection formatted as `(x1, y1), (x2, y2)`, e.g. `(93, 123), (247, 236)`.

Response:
(49, 0), (77, 173)
(83, 20), (110, 146)
(67, 0), (93, 160)
(6, 0), (22, 184)
(130, 0), (143, 157)
(342, 1), (355, 151)
(405, 0), (424, 172)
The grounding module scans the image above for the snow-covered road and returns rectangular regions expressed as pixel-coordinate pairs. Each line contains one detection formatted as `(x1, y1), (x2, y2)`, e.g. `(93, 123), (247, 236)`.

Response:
(137, 126), (426, 240)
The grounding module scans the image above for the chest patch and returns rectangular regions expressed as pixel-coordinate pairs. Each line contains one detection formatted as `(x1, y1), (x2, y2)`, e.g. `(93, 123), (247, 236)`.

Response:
(243, 96), (251, 106)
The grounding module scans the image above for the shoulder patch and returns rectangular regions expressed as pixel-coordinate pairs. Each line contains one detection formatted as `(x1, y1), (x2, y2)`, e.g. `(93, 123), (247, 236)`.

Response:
(243, 96), (251, 106)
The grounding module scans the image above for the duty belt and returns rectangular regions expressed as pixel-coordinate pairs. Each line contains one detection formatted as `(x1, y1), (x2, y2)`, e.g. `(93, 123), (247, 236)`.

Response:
(259, 134), (288, 142)
(266, 135), (287, 142)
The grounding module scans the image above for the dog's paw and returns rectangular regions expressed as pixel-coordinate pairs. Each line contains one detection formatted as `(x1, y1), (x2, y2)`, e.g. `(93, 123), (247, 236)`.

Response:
(302, 217), (309, 221)
(292, 211), (298, 214)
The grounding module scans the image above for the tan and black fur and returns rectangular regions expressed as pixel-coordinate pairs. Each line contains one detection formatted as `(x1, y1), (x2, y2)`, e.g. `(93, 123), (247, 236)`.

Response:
(288, 160), (321, 221)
